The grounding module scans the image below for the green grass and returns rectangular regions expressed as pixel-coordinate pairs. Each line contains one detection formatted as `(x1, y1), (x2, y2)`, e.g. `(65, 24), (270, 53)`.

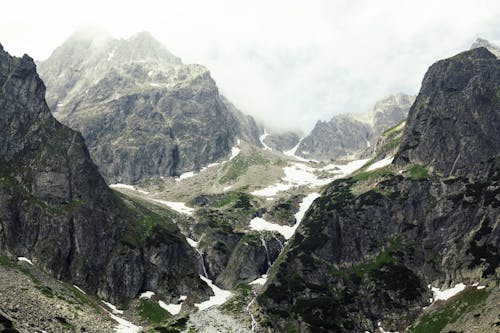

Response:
(351, 167), (394, 182)
(408, 287), (491, 333)
(407, 164), (429, 180)
(139, 299), (170, 323)
(219, 152), (269, 184)
(383, 120), (406, 137)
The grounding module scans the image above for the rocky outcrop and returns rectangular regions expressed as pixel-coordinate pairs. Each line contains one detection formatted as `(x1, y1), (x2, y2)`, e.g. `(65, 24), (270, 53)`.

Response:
(394, 47), (500, 178)
(296, 115), (372, 161)
(470, 38), (500, 57)
(296, 94), (414, 161)
(262, 131), (301, 152)
(256, 48), (500, 332)
(0, 43), (209, 305)
(38, 30), (262, 183)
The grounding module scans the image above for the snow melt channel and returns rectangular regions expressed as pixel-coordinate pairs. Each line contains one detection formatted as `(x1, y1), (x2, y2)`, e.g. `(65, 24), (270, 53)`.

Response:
(194, 275), (232, 311)
(109, 183), (149, 195)
(152, 199), (194, 216)
(249, 192), (320, 239)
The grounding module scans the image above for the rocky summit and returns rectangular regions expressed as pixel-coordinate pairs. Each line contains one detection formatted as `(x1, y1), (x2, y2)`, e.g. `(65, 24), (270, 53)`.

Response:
(296, 94), (415, 161)
(255, 47), (500, 332)
(0, 43), (211, 330)
(38, 30), (262, 184)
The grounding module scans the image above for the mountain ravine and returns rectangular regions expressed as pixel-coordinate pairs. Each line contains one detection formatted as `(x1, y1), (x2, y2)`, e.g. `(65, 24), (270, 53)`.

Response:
(38, 30), (262, 184)
(0, 43), (213, 328)
(255, 47), (500, 332)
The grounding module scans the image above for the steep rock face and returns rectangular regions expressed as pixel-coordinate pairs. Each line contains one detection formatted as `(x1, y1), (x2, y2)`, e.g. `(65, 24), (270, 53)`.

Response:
(38, 31), (261, 183)
(256, 48), (500, 332)
(0, 44), (208, 305)
(296, 94), (414, 161)
(394, 48), (500, 178)
(297, 115), (372, 161)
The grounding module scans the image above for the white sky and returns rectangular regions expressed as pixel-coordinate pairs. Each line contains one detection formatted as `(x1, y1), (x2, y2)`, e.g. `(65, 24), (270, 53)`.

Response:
(1, 0), (499, 132)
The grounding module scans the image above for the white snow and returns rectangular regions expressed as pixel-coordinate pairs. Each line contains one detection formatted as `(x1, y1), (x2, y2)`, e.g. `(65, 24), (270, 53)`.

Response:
(57, 102), (64, 107)
(186, 237), (199, 248)
(194, 275), (232, 311)
(477, 285), (486, 290)
(223, 186), (232, 192)
(17, 257), (33, 265)
(176, 171), (196, 181)
(294, 192), (321, 222)
(148, 83), (163, 87)
(259, 131), (273, 151)
(251, 183), (293, 197)
(249, 217), (295, 239)
(139, 291), (155, 299)
(283, 138), (310, 162)
(320, 159), (370, 176)
(367, 156), (394, 171)
(230, 146), (241, 160)
(152, 199), (194, 216)
(250, 193), (320, 239)
(102, 301), (124, 315)
(249, 274), (268, 285)
(73, 285), (86, 295)
(109, 183), (149, 195)
(109, 312), (141, 333)
(367, 140), (371, 148)
(159, 298), (185, 315)
(179, 295), (187, 301)
(431, 283), (466, 301)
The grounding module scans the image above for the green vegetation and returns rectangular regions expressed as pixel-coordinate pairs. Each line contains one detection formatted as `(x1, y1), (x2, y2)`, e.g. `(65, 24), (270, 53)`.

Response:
(150, 316), (189, 333)
(407, 164), (429, 180)
(219, 152), (269, 184)
(139, 299), (170, 323)
(351, 167), (394, 182)
(408, 287), (491, 333)
(220, 284), (253, 314)
(383, 120), (406, 137)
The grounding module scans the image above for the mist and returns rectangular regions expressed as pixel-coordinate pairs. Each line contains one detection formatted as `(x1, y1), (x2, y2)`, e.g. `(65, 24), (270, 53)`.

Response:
(1, 0), (499, 132)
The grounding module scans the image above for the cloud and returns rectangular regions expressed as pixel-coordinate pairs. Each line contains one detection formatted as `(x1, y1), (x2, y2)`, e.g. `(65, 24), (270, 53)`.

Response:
(1, 0), (499, 132)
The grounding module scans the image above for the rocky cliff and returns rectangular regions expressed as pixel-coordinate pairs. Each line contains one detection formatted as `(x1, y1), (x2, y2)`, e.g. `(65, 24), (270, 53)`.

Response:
(256, 48), (500, 332)
(0, 43), (209, 306)
(296, 94), (414, 161)
(38, 30), (262, 183)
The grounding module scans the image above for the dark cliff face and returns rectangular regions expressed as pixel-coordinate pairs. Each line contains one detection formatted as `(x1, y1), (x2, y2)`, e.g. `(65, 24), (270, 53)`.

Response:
(37, 32), (262, 184)
(394, 48), (500, 178)
(0, 44), (208, 304)
(256, 48), (500, 332)
(296, 94), (414, 161)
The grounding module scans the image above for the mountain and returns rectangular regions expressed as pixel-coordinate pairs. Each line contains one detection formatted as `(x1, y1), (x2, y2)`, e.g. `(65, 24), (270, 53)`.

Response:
(262, 131), (302, 152)
(470, 37), (500, 57)
(38, 30), (262, 184)
(255, 48), (500, 332)
(0, 43), (211, 329)
(295, 94), (415, 161)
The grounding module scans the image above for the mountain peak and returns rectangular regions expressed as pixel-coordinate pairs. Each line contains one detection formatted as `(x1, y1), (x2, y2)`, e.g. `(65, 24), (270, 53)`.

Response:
(469, 37), (500, 58)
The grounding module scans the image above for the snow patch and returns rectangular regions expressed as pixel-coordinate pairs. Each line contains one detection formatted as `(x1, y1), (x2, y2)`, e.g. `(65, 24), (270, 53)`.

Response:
(109, 183), (149, 195)
(230, 146), (241, 160)
(159, 297), (187, 315)
(186, 237), (199, 248)
(378, 322), (398, 333)
(175, 171), (195, 181)
(431, 283), (466, 301)
(367, 156), (394, 171)
(259, 131), (273, 151)
(249, 274), (268, 285)
(250, 193), (319, 239)
(102, 301), (124, 315)
(152, 199), (194, 216)
(139, 291), (155, 299)
(320, 159), (370, 176)
(17, 257), (33, 265)
(109, 312), (141, 333)
(107, 49), (116, 61)
(194, 275), (232, 311)
(73, 285), (86, 295)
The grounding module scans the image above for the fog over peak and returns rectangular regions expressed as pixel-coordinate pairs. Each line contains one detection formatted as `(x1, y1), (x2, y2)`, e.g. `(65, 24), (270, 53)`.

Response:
(1, 0), (499, 132)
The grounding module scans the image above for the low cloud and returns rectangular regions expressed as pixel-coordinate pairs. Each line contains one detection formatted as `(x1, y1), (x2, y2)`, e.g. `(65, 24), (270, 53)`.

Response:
(1, 0), (499, 132)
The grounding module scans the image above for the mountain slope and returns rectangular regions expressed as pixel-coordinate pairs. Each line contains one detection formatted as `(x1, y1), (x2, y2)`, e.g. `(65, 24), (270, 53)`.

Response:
(0, 42), (209, 317)
(296, 94), (414, 161)
(38, 31), (262, 183)
(255, 47), (500, 332)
